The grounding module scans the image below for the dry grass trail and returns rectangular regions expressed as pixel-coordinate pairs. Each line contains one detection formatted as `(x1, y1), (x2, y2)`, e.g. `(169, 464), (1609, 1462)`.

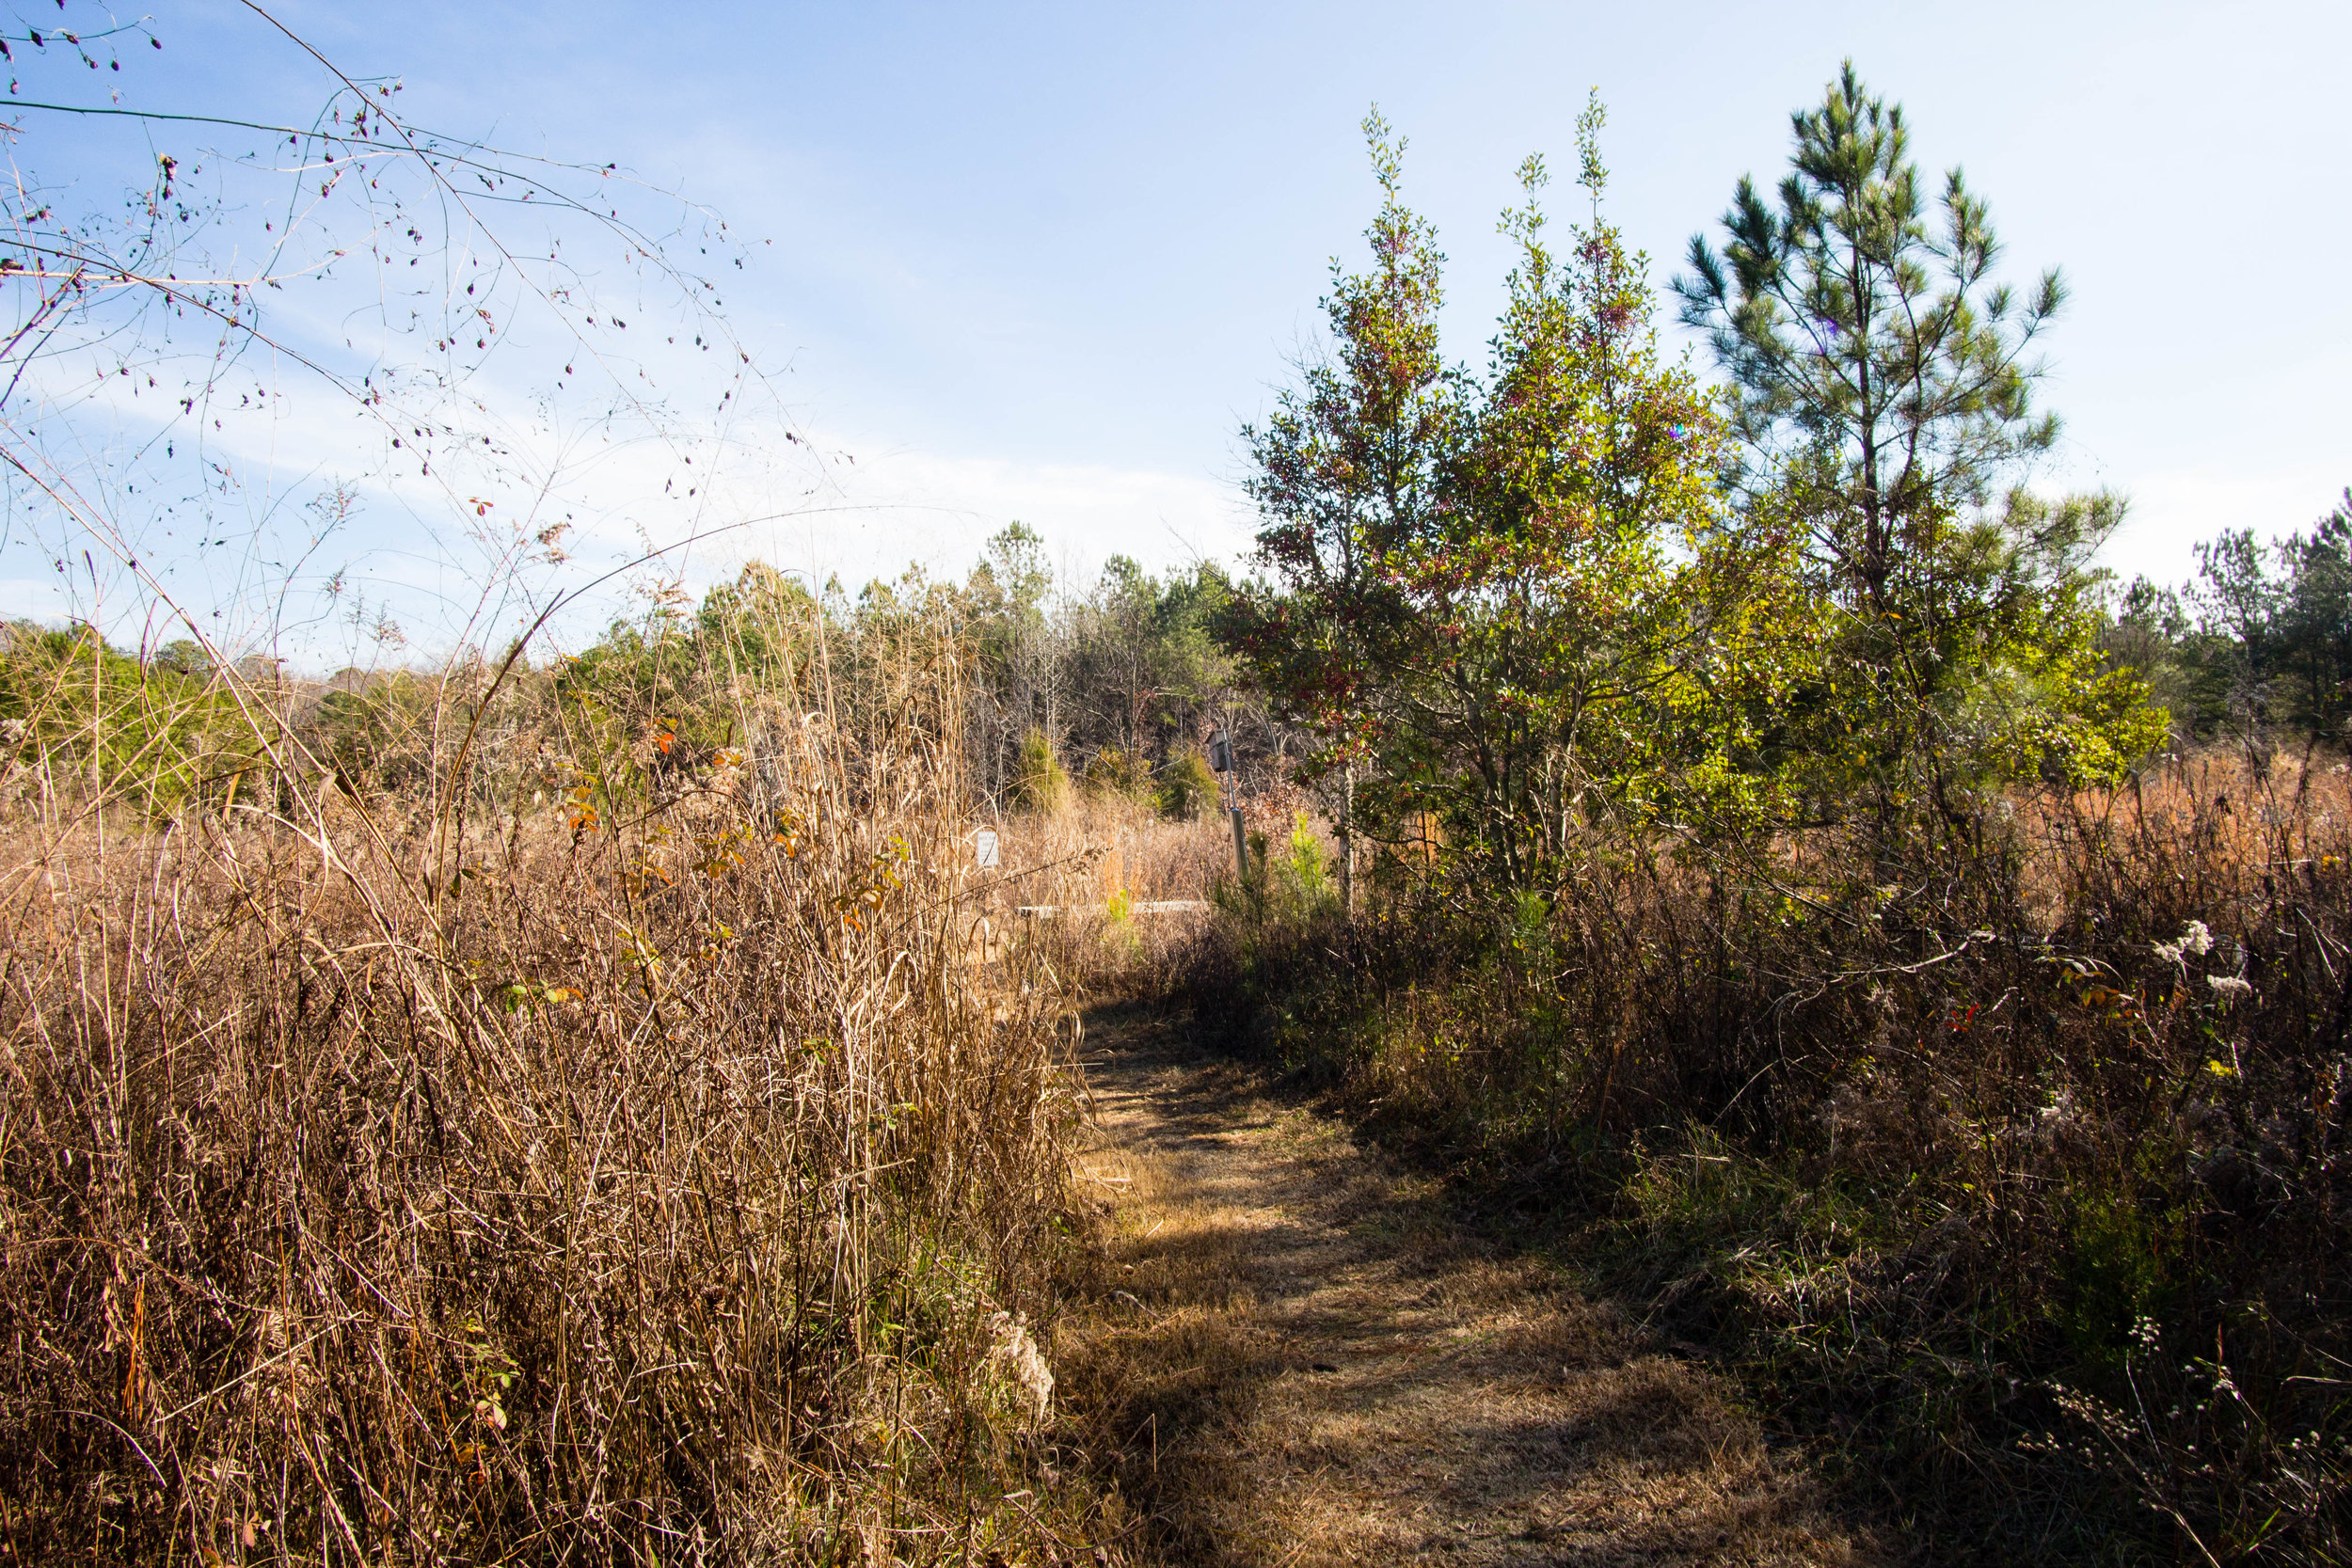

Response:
(1060, 1009), (1880, 1568)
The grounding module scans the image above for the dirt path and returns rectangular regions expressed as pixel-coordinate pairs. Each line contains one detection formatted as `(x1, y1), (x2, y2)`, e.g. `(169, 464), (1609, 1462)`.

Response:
(1060, 1009), (1878, 1568)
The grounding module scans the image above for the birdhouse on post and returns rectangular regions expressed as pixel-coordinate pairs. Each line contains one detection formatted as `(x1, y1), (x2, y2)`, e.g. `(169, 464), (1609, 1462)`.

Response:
(1207, 729), (1232, 774)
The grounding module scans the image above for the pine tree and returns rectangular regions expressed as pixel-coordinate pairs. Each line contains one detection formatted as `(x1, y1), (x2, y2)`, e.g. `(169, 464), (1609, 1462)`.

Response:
(1673, 60), (2065, 607)
(1676, 62), (2162, 816)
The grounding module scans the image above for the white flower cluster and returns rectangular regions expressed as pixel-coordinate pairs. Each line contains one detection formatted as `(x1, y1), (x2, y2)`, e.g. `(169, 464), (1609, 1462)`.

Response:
(2153, 920), (2255, 1001)
(984, 1309), (1055, 1424)
(2152, 919), (2217, 969)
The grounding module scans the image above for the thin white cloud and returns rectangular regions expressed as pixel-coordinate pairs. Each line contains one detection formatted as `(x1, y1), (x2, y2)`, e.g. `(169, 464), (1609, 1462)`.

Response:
(2102, 464), (2348, 588)
(732, 437), (1254, 592)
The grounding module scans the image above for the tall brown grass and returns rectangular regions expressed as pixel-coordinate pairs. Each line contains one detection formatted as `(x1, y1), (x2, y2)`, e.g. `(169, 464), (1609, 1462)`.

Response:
(0, 619), (1130, 1563)
(977, 792), (1234, 1008)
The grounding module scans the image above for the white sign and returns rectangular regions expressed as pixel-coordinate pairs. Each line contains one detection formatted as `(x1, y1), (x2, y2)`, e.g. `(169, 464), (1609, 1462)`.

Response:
(975, 829), (1000, 869)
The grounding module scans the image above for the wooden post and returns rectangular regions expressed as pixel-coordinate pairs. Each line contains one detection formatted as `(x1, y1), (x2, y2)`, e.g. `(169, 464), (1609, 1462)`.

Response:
(1210, 723), (1248, 886)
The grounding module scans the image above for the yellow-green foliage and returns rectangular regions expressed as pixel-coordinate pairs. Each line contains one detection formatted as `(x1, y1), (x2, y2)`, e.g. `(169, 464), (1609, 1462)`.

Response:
(0, 623), (260, 811)
(1278, 812), (1333, 912)
(1082, 744), (1151, 801)
(1012, 728), (1070, 815)
(1156, 749), (1220, 821)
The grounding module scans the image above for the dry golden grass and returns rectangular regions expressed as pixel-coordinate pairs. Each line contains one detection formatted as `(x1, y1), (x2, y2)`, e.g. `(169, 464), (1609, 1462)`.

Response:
(0, 634), (1140, 1564)
(1057, 1009), (1875, 1567)
(980, 796), (1235, 1005)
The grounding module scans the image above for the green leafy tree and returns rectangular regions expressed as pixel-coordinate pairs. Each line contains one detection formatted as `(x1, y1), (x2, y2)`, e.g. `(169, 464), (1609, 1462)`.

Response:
(2261, 495), (2352, 741)
(1228, 108), (1458, 909)
(2100, 577), (2192, 713)
(695, 562), (823, 687)
(2171, 489), (2352, 745)
(1378, 100), (1796, 888)
(1234, 99), (1808, 900)
(1063, 555), (1235, 777)
(0, 622), (256, 811)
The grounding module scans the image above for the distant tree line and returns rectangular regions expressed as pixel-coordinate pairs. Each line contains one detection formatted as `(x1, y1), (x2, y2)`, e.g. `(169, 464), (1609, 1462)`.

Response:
(2105, 488), (2352, 751)
(0, 532), (1250, 829)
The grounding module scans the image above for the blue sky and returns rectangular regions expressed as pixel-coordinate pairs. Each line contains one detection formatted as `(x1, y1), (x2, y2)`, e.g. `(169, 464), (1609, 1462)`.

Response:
(5, 0), (2345, 654)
